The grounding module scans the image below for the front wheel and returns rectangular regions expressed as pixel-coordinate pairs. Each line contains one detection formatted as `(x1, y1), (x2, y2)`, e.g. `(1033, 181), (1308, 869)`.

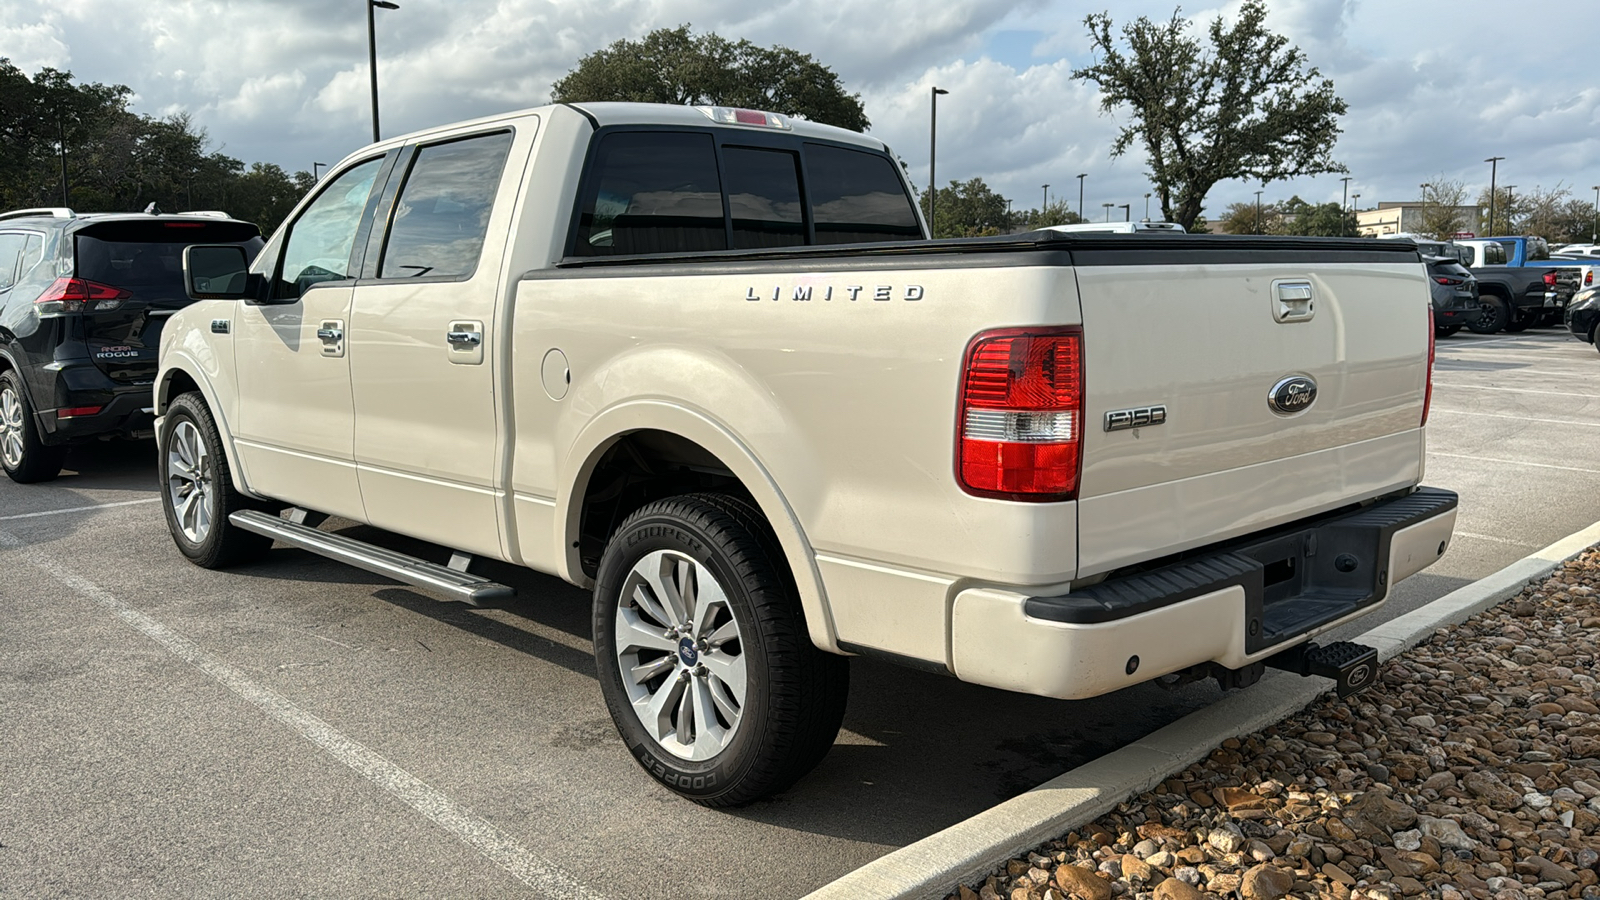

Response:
(1467, 296), (1507, 334)
(593, 493), (848, 807)
(159, 392), (273, 568)
(0, 370), (66, 484)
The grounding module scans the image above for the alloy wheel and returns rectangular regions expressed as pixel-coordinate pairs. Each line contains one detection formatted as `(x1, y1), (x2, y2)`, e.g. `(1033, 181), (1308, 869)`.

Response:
(166, 420), (214, 543)
(613, 549), (746, 761)
(0, 385), (25, 469)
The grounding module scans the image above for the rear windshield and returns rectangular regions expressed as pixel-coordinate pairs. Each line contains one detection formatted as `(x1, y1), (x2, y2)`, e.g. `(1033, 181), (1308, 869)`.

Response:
(571, 130), (921, 258)
(76, 222), (263, 291)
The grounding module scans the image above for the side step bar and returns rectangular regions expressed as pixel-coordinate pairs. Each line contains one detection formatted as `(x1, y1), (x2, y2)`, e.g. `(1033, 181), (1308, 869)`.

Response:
(229, 510), (515, 606)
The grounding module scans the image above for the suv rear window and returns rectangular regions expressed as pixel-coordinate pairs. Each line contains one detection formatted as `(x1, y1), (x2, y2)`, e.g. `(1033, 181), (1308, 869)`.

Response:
(76, 222), (263, 295)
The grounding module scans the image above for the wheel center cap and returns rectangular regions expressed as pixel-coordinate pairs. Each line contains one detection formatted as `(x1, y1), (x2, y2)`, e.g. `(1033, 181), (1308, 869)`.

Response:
(677, 637), (699, 667)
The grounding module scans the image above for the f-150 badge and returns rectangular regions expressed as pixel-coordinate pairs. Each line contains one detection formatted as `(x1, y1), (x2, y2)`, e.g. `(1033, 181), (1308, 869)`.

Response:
(745, 284), (924, 302)
(1105, 405), (1167, 432)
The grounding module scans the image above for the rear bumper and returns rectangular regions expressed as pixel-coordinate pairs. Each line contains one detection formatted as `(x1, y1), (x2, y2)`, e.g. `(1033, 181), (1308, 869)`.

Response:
(35, 361), (155, 444)
(949, 487), (1458, 700)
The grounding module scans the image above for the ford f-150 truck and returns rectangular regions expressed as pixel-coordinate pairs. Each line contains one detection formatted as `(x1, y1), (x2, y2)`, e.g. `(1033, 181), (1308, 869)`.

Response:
(156, 102), (1458, 806)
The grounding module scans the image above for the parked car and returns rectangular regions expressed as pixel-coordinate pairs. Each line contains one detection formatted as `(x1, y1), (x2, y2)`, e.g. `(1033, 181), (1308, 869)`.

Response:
(1412, 240), (1479, 336)
(1451, 237), (1577, 332)
(0, 208), (263, 482)
(157, 102), (1456, 806)
(1044, 221), (1187, 234)
(1566, 286), (1600, 352)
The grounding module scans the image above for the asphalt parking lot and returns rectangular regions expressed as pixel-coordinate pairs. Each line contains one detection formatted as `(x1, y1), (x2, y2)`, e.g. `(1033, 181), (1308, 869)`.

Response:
(3, 329), (1598, 899)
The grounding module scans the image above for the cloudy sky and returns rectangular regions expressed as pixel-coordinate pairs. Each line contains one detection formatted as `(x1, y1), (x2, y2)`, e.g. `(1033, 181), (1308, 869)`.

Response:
(5, 0), (1598, 222)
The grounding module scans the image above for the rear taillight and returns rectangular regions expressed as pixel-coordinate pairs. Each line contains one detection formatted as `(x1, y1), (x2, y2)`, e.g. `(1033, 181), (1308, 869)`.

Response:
(1433, 276), (1460, 285)
(35, 277), (131, 316)
(1543, 272), (1559, 287)
(957, 328), (1083, 500)
(1422, 308), (1435, 427)
(1587, 270), (1594, 286)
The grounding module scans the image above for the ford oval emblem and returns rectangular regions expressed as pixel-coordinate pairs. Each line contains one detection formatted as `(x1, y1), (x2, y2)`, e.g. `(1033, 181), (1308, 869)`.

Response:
(1268, 375), (1317, 415)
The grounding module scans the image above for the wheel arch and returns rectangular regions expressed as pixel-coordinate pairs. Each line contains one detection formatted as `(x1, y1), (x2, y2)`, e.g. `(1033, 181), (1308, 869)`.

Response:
(157, 356), (258, 500)
(559, 402), (840, 653)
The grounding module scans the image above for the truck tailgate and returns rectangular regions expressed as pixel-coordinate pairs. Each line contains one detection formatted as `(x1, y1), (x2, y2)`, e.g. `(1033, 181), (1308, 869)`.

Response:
(1074, 261), (1429, 577)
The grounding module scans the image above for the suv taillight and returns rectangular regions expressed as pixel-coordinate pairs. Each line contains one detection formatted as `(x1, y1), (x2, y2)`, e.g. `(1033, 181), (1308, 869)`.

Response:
(1587, 270), (1594, 286)
(35, 277), (131, 316)
(957, 327), (1083, 501)
(1422, 309), (1435, 427)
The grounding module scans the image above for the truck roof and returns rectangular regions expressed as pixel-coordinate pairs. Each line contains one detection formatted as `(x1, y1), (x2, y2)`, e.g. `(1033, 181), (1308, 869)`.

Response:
(363, 102), (889, 165)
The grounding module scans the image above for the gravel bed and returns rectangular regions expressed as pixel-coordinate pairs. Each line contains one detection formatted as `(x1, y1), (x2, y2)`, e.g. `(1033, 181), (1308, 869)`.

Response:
(948, 548), (1600, 900)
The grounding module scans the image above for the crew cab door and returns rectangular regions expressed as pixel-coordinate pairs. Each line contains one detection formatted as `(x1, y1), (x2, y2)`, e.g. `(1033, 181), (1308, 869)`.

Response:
(233, 154), (390, 520)
(347, 127), (522, 558)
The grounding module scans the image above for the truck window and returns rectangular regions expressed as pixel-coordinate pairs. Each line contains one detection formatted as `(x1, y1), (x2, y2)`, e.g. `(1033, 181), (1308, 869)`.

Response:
(574, 132), (727, 256)
(804, 144), (921, 244)
(1485, 243), (1507, 265)
(379, 131), (513, 279)
(275, 158), (382, 299)
(0, 233), (24, 290)
(723, 147), (805, 250)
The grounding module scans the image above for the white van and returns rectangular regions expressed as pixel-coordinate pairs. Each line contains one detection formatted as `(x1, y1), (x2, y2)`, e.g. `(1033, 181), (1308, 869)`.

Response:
(1045, 221), (1187, 235)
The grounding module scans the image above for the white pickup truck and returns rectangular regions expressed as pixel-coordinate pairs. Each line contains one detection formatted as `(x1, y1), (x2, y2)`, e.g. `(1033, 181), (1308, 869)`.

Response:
(159, 102), (1457, 806)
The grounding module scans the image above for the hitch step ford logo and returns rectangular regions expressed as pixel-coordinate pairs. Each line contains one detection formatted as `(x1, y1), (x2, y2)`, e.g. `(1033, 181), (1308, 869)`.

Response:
(1268, 375), (1318, 415)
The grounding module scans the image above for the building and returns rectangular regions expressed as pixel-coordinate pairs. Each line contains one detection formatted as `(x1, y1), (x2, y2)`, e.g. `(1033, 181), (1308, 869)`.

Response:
(1356, 201), (1484, 238)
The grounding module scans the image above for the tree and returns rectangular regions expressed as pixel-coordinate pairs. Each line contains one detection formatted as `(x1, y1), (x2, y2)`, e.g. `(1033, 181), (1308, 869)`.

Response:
(1217, 200), (1281, 235)
(1477, 186), (1523, 236)
(1512, 184), (1594, 244)
(1018, 200), (1086, 231)
(1072, 1), (1348, 231)
(1418, 178), (1470, 239)
(551, 25), (868, 131)
(919, 177), (1012, 237)
(1280, 196), (1356, 237)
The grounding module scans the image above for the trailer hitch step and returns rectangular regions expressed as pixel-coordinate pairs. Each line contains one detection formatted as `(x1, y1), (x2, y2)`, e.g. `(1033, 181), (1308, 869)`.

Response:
(1265, 640), (1380, 698)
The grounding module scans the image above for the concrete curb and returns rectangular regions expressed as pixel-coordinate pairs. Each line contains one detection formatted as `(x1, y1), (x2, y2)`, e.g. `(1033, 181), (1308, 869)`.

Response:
(803, 517), (1600, 900)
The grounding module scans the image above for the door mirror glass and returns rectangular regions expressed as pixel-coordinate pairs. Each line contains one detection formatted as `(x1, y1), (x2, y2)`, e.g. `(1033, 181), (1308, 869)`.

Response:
(184, 244), (251, 299)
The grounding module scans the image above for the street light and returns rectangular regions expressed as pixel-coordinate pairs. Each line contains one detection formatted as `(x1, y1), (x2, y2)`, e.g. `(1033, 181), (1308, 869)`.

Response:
(1118, 203), (1130, 222)
(312, 161), (327, 181)
(1143, 192), (1151, 220)
(1485, 156), (1504, 235)
(929, 87), (948, 233)
(1592, 185), (1599, 243)
(1254, 189), (1264, 234)
(1102, 202), (1115, 222)
(1340, 176), (1352, 211)
(1504, 186), (1516, 233)
(1041, 184), (1049, 214)
(1076, 173), (1087, 220)
(368, 0), (399, 144)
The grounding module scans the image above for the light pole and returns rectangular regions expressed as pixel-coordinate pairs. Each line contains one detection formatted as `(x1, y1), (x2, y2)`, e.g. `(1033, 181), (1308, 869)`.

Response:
(1143, 192), (1151, 221)
(312, 161), (326, 181)
(1485, 156), (1504, 235)
(1041, 184), (1049, 214)
(1504, 186), (1516, 234)
(1102, 202), (1114, 222)
(1254, 189), (1264, 234)
(1118, 203), (1130, 222)
(929, 86), (948, 234)
(1076, 173), (1087, 220)
(368, 0), (399, 144)
(1592, 185), (1599, 242)
(1340, 176), (1352, 210)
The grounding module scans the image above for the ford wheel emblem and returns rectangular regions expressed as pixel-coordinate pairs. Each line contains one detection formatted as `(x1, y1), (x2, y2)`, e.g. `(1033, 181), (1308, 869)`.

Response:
(1268, 375), (1317, 415)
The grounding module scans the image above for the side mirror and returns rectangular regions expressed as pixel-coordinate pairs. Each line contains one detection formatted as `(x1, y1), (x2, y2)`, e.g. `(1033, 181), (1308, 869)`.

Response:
(183, 244), (254, 300)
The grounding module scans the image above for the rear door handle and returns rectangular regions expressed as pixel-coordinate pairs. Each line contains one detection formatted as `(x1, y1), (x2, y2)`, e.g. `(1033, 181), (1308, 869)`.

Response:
(317, 319), (345, 358)
(446, 330), (482, 346)
(447, 320), (485, 365)
(317, 327), (344, 342)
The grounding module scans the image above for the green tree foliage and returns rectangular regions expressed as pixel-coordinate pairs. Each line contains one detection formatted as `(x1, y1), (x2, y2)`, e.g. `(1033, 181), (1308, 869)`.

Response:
(551, 25), (869, 132)
(1503, 183), (1596, 244)
(1019, 199), (1087, 231)
(0, 58), (311, 235)
(1418, 178), (1471, 239)
(1073, 1), (1348, 231)
(919, 177), (1012, 237)
(1217, 195), (1354, 236)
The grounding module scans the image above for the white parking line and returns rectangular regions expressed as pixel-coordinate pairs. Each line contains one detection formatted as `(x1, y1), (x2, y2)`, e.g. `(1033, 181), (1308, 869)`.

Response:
(0, 528), (605, 900)
(1451, 530), (1542, 548)
(1429, 408), (1600, 429)
(1431, 383), (1600, 399)
(0, 497), (162, 521)
(1430, 451), (1600, 475)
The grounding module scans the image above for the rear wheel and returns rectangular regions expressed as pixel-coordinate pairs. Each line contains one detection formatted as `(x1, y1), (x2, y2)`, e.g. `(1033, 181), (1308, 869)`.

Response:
(159, 392), (273, 568)
(0, 370), (65, 484)
(593, 493), (848, 807)
(1467, 296), (1507, 334)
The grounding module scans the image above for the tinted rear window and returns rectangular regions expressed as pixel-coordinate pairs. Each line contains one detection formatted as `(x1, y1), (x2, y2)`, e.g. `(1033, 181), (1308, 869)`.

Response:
(804, 144), (921, 244)
(724, 146), (805, 250)
(574, 132), (727, 257)
(76, 224), (263, 292)
(379, 131), (513, 279)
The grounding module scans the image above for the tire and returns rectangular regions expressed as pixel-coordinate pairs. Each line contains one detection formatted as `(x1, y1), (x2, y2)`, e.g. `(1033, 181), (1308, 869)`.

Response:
(0, 369), (66, 484)
(593, 492), (848, 807)
(1467, 296), (1507, 334)
(1592, 325), (1600, 354)
(1503, 305), (1531, 333)
(159, 392), (273, 568)
(1434, 323), (1463, 338)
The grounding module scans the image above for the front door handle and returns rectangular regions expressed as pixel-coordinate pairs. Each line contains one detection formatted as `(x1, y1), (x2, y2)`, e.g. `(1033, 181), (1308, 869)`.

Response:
(446, 330), (482, 346)
(317, 327), (344, 343)
(317, 319), (346, 358)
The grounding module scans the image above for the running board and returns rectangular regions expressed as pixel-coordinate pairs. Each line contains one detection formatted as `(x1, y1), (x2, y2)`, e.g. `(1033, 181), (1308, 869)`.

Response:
(229, 510), (514, 606)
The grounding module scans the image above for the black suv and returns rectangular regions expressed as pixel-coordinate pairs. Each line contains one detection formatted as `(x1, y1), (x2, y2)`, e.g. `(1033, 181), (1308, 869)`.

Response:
(0, 208), (262, 482)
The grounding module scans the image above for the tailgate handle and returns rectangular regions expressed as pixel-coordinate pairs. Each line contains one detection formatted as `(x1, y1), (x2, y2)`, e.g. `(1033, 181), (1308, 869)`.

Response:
(1273, 280), (1315, 323)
